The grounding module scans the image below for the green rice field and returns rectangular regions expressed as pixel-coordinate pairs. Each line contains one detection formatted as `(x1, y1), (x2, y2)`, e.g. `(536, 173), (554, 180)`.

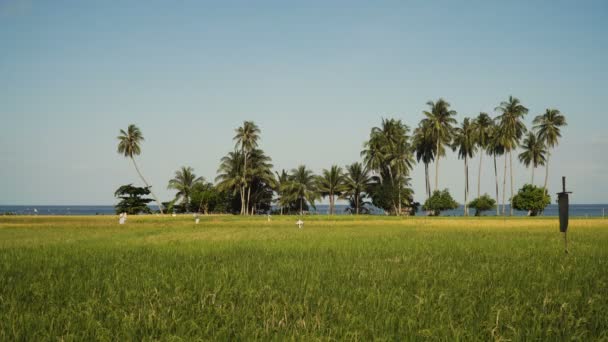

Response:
(1, 215), (607, 340)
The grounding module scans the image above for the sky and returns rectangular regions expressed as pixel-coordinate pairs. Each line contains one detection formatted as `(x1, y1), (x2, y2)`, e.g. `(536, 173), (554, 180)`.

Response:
(1, 0), (607, 205)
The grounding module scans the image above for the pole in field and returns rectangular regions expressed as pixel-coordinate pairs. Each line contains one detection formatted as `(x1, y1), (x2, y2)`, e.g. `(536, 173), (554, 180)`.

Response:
(557, 176), (572, 254)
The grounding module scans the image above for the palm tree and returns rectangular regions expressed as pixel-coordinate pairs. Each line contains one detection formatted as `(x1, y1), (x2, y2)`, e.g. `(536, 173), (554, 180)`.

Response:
(472, 112), (493, 198)
(533, 109), (567, 192)
(167, 166), (204, 212)
(343, 162), (372, 215)
(453, 118), (477, 216)
(413, 120), (435, 199)
(233, 121), (261, 215)
(117, 124), (164, 214)
(274, 169), (290, 215)
(495, 96), (528, 216)
(316, 165), (346, 215)
(215, 151), (245, 209)
(486, 124), (504, 215)
(422, 99), (457, 191)
(518, 132), (547, 184)
(244, 148), (274, 214)
(285, 165), (319, 215)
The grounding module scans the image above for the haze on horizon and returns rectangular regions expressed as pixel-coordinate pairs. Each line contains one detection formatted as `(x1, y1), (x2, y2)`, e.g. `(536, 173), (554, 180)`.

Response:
(1, 0), (607, 205)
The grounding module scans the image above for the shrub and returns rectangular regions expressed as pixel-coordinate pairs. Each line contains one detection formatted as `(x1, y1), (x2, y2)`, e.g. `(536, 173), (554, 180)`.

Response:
(468, 194), (497, 216)
(423, 189), (458, 216)
(511, 184), (550, 216)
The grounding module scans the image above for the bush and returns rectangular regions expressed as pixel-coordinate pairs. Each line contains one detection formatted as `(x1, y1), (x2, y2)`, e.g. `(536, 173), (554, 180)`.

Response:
(423, 189), (458, 216)
(511, 184), (550, 216)
(468, 194), (497, 216)
(114, 184), (153, 215)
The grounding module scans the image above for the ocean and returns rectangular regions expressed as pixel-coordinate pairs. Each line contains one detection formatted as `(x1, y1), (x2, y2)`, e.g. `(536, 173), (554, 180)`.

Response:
(1, 204), (607, 217)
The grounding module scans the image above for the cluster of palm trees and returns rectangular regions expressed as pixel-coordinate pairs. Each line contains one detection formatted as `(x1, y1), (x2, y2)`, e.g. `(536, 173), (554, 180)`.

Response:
(116, 96), (566, 216)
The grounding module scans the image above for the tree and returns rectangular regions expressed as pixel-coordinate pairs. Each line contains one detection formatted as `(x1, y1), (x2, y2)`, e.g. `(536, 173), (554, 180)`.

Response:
(342, 162), (372, 215)
(453, 118), (477, 216)
(472, 112), (493, 198)
(495, 96), (528, 216)
(533, 109), (567, 193)
(422, 189), (458, 216)
(518, 132), (547, 185)
(274, 169), (290, 215)
(362, 118), (414, 215)
(189, 182), (220, 214)
(233, 121), (261, 215)
(512, 184), (551, 216)
(285, 165), (320, 215)
(422, 99), (457, 191)
(413, 120), (435, 199)
(468, 194), (497, 216)
(114, 184), (153, 214)
(486, 124), (504, 216)
(117, 124), (164, 214)
(167, 166), (204, 213)
(215, 151), (245, 211)
(316, 165), (346, 215)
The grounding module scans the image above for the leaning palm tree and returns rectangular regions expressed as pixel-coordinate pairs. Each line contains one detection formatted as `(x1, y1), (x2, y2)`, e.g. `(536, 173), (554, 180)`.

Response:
(117, 124), (164, 214)
(453, 118), (477, 216)
(233, 121), (261, 215)
(167, 166), (204, 212)
(343, 162), (372, 215)
(495, 96), (528, 216)
(533, 109), (567, 192)
(286, 165), (320, 215)
(316, 165), (346, 215)
(422, 99), (457, 191)
(413, 120), (435, 199)
(472, 112), (493, 198)
(486, 124), (504, 216)
(518, 132), (547, 185)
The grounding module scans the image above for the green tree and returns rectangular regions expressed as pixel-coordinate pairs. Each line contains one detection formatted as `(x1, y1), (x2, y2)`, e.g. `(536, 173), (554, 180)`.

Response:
(487, 124), (505, 215)
(116, 124), (164, 214)
(518, 132), (547, 185)
(342, 162), (372, 215)
(274, 169), (290, 215)
(215, 151), (245, 211)
(495, 96), (528, 216)
(422, 189), (458, 216)
(512, 184), (551, 216)
(285, 165), (320, 215)
(114, 184), (153, 214)
(472, 112), (493, 198)
(533, 109), (567, 192)
(167, 166), (204, 213)
(233, 121), (261, 215)
(316, 165), (346, 215)
(413, 120), (435, 199)
(422, 99), (457, 191)
(468, 194), (497, 216)
(453, 118), (477, 216)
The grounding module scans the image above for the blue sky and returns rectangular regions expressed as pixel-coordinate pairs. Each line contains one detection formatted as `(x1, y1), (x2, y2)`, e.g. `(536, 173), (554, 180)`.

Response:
(1, 0), (607, 205)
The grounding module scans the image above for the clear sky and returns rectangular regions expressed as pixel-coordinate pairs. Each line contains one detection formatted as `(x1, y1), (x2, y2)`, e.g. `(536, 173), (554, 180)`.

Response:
(1, 0), (607, 205)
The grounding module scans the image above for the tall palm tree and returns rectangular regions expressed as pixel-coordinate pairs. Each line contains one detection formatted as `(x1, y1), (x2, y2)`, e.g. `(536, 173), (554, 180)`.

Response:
(233, 121), (261, 215)
(422, 99), (457, 191)
(486, 124), (505, 216)
(413, 120), (435, 199)
(453, 118), (477, 216)
(167, 166), (204, 212)
(518, 132), (547, 185)
(472, 112), (493, 198)
(117, 124), (164, 214)
(316, 165), (346, 215)
(343, 162), (372, 215)
(533, 109), (567, 192)
(495, 96), (528, 216)
(286, 165), (320, 215)
(245, 148), (274, 214)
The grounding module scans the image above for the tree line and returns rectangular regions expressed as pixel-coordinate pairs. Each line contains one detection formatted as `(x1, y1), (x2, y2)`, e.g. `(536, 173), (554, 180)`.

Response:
(116, 96), (566, 216)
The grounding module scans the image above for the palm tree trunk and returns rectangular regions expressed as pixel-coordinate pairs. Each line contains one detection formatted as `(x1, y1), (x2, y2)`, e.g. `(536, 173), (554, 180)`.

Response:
(131, 157), (164, 214)
(494, 154), (499, 216)
(464, 156), (468, 216)
(509, 151), (514, 216)
(329, 194), (334, 215)
(398, 179), (402, 216)
(502, 154), (507, 216)
(300, 198), (303, 215)
(544, 151), (550, 193)
(531, 167), (535, 185)
(242, 150), (248, 215)
(355, 193), (359, 215)
(435, 140), (440, 191)
(478, 151), (483, 199)
(425, 162), (430, 198)
(247, 186), (252, 215)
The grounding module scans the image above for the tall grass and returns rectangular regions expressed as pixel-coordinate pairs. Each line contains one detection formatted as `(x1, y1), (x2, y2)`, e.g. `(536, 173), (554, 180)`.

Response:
(1, 215), (607, 340)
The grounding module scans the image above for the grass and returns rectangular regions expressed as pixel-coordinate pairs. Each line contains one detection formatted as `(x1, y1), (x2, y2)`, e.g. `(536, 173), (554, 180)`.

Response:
(0, 215), (607, 341)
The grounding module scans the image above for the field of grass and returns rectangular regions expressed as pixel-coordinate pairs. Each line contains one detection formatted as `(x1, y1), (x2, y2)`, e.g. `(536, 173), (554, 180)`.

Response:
(1, 215), (607, 340)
